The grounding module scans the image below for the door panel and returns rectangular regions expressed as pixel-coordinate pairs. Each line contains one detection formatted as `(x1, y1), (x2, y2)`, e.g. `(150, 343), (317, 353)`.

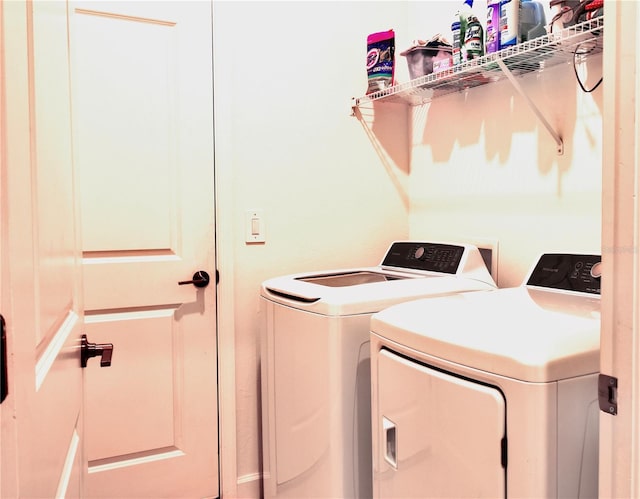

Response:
(69, 2), (218, 497)
(1, 1), (85, 497)
(73, 10), (177, 253)
(85, 309), (178, 460)
(375, 349), (506, 499)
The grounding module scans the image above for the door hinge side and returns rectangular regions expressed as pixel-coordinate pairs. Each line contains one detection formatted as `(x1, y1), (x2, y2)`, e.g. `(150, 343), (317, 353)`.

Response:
(598, 373), (618, 415)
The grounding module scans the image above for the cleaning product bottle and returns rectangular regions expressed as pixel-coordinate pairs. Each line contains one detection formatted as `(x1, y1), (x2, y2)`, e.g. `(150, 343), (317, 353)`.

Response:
(519, 0), (546, 43)
(499, 0), (519, 49)
(452, 0), (474, 64)
(452, 13), (462, 65)
(463, 7), (485, 60)
(486, 0), (501, 54)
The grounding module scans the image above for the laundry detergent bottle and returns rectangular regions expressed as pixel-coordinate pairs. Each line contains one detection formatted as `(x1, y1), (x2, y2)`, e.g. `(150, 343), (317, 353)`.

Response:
(486, 0), (501, 53)
(499, 0), (519, 49)
(519, 0), (547, 42)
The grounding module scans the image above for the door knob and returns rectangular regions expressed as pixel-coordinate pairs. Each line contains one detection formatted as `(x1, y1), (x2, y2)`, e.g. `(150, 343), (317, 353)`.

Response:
(178, 270), (210, 288)
(81, 334), (113, 368)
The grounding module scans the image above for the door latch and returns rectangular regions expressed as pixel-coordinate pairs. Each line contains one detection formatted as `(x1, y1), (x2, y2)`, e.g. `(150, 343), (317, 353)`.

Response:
(178, 270), (210, 288)
(598, 373), (618, 415)
(81, 334), (114, 368)
(1, 314), (7, 403)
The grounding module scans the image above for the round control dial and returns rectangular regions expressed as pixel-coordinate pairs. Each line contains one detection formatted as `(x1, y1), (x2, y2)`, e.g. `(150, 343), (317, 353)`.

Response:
(590, 261), (602, 279)
(414, 246), (425, 259)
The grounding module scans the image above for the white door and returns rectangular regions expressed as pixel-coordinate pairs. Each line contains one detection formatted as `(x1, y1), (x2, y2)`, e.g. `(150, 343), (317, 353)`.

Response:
(1, 1), (86, 497)
(68, 2), (218, 497)
(374, 349), (506, 499)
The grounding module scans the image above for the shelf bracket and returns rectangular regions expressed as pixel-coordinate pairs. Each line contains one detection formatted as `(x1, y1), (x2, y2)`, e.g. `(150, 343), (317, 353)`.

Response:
(496, 59), (564, 155)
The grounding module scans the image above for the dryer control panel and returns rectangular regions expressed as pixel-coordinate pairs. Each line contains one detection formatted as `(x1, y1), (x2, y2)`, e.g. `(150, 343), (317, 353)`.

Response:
(381, 242), (465, 274)
(526, 253), (601, 295)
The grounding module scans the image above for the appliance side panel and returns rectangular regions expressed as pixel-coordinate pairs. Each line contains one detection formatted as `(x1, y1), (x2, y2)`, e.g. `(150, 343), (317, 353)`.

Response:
(557, 374), (600, 499)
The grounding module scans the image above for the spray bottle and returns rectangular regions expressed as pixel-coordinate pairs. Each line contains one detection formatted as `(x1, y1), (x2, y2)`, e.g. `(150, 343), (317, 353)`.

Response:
(451, 10), (463, 65)
(452, 0), (478, 64)
(463, 5), (485, 60)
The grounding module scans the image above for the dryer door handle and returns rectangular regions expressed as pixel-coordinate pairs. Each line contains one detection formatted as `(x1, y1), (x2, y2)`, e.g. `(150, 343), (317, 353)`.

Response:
(383, 416), (397, 469)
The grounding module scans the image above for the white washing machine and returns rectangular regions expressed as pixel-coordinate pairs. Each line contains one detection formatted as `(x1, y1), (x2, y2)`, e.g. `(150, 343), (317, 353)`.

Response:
(260, 241), (497, 499)
(370, 253), (602, 499)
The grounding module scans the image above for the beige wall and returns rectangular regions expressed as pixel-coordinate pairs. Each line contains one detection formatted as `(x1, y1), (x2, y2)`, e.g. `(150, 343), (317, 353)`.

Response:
(214, 1), (603, 496)
(408, 60), (603, 287)
(214, 2), (411, 496)
(403, 2), (602, 287)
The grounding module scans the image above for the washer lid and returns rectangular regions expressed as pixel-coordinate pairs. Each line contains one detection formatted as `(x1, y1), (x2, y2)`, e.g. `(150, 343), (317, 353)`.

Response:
(371, 287), (601, 383)
(260, 241), (497, 315)
(296, 270), (406, 287)
(262, 272), (495, 316)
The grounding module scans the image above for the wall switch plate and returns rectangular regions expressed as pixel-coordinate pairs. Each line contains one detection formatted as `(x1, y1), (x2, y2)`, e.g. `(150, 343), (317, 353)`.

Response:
(245, 209), (265, 244)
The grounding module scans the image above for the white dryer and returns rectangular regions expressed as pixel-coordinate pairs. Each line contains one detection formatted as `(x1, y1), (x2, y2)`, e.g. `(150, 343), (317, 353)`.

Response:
(260, 241), (497, 499)
(370, 253), (602, 499)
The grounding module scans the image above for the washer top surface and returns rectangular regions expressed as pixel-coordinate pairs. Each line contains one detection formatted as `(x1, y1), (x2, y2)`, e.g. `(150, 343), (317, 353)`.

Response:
(261, 241), (497, 316)
(371, 253), (601, 383)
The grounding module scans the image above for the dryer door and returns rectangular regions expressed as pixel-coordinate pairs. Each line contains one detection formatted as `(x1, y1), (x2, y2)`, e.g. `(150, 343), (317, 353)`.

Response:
(374, 349), (506, 498)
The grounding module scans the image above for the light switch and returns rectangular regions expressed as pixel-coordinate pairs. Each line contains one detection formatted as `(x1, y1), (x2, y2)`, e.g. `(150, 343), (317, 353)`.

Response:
(245, 209), (265, 243)
(251, 217), (260, 235)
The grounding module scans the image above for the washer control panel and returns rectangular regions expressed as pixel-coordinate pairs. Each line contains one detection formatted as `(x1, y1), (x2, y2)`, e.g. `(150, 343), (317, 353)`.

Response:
(526, 253), (601, 294)
(381, 242), (465, 274)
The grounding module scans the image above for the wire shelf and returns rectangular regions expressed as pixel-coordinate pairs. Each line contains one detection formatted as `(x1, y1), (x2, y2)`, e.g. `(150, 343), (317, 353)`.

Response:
(354, 16), (604, 107)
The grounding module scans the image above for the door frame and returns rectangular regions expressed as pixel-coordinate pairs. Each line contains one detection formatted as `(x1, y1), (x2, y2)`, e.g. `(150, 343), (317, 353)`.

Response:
(211, 1), (238, 494)
(600, 0), (640, 497)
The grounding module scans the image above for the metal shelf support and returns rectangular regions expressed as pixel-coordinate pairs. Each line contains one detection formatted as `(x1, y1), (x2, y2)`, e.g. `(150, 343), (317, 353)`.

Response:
(496, 58), (564, 155)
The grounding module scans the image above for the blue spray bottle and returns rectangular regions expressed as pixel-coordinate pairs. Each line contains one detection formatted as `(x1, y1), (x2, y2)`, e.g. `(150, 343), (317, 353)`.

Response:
(451, 11), (463, 65)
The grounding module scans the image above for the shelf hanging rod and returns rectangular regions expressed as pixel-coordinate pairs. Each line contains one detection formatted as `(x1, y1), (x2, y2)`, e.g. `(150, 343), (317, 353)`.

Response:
(496, 58), (564, 155)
